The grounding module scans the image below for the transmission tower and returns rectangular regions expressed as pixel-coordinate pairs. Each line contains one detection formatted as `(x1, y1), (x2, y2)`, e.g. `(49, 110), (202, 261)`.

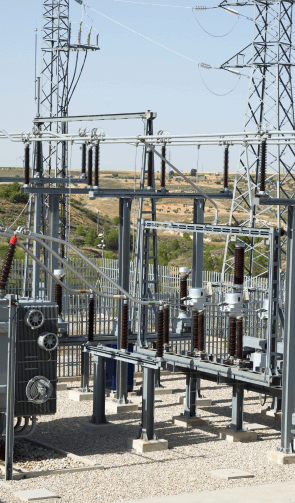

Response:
(222, 0), (295, 277)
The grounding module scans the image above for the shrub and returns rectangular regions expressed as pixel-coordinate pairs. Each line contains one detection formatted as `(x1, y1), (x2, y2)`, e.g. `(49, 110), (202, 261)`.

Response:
(85, 228), (99, 246)
(76, 224), (86, 236)
(105, 229), (119, 251)
(113, 216), (119, 225)
(0, 182), (29, 204)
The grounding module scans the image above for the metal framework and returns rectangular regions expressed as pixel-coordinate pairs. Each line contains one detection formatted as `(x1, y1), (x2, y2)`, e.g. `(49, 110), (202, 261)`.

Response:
(222, 0), (295, 277)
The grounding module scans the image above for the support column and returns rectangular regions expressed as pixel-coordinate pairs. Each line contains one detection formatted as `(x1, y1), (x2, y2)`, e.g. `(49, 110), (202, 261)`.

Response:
(5, 297), (17, 481)
(231, 382), (244, 431)
(141, 367), (155, 441)
(92, 355), (106, 425)
(192, 198), (204, 289)
(80, 351), (90, 392)
(183, 371), (197, 418)
(116, 198), (131, 403)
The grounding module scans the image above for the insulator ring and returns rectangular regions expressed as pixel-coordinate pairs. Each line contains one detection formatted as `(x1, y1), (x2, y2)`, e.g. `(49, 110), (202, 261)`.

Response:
(236, 318), (243, 360)
(24, 145), (30, 185)
(88, 147), (93, 186)
(164, 305), (169, 345)
(234, 246), (244, 286)
(180, 278), (187, 311)
(81, 143), (86, 175)
(88, 296), (95, 342)
(224, 146), (228, 189)
(193, 312), (199, 350)
(121, 301), (128, 350)
(54, 283), (63, 316)
(229, 318), (236, 357)
(157, 308), (164, 358)
(94, 143), (100, 187)
(161, 145), (166, 188)
(198, 312), (205, 352)
(147, 150), (153, 187)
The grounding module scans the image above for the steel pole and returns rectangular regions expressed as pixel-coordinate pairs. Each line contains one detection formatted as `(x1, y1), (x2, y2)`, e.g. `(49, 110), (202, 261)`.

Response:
(141, 366), (155, 441)
(5, 296), (17, 480)
(92, 355), (106, 425)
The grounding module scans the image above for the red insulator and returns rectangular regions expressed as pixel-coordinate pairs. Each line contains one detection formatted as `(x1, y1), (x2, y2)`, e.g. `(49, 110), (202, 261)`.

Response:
(224, 146), (228, 189)
(193, 312), (199, 350)
(259, 140), (266, 192)
(88, 296), (95, 342)
(161, 145), (166, 188)
(121, 301), (128, 350)
(180, 277), (187, 311)
(94, 143), (100, 187)
(24, 145), (30, 185)
(164, 305), (169, 345)
(198, 312), (204, 352)
(229, 318), (236, 357)
(236, 318), (243, 360)
(88, 147), (93, 186)
(54, 282), (63, 316)
(157, 308), (164, 358)
(234, 246), (244, 286)
(81, 144), (86, 176)
(147, 150), (153, 187)
(0, 236), (17, 293)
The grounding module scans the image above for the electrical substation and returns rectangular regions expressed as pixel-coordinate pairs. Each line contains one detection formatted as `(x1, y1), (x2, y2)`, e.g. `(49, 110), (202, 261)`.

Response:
(1, 0), (295, 495)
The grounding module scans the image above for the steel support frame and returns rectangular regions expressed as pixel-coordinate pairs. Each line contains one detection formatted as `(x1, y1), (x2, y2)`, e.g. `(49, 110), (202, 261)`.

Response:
(5, 296), (17, 481)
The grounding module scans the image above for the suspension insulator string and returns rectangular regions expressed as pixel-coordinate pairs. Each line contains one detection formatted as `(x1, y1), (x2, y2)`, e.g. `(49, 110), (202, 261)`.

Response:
(229, 318), (236, 357)
(88, 146), (93, 187)
(157, 306), (164, 358)
(161, 145), (166, 188)
(121, 300), (128, 350)
(24, 144), (30, 185)
(236, 318), (243, 360)
(0, 236), (17, 295)
(88, 295), (95, 342)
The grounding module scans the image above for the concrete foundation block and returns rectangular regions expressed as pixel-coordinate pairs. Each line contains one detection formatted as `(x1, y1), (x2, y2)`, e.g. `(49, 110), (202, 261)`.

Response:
(127, 438), (168, 453)
(219, 428), (258, 443)
(106, 401), (138, 414)
(210, 468), (254, 480)
(261, 408), (282, 420)
(155, 388), (173, 395)
(244, 422), (269, 431)
(80, 421), (119, 435)
(178, 396), (212, 407)
(267, 450), (295, 465)
(133, 378), (137, 387)
(68, 390), (93, 402)
(56, 382), (67, 391)
(14, 489), (61, 501)
(172, 415), (209, 429)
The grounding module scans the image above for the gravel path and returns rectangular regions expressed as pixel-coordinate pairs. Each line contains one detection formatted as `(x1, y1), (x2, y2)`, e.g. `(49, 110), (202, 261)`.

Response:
(0, 374), (293, 503)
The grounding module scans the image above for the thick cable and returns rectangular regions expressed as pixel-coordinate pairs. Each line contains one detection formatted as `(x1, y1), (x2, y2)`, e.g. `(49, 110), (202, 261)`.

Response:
(198, 66), (241, 97)
(192, 8), (239, 37)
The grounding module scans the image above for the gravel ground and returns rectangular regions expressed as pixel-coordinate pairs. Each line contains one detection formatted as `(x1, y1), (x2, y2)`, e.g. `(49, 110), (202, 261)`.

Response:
(0, 374), (293, 503)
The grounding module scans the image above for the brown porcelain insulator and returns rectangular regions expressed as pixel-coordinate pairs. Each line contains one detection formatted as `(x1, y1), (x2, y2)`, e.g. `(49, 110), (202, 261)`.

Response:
(236, 318), (243, 359)
(198, 312), (205, 352)
(157, 308), (164, 358)
(161, 145), (166, 188)
(180, 277), (187, 311)
(224, 146), (228, 189)
(0, 236), (17, 292)
(81, 144), (86, 176)
(259, 140), (266, 193)
(88, 147), (93, 186)
(24, 145), (30, 185)
(147, 150), (153, 187)
(36, 141), (42, 173)
(234, 246), (244, 286)
(229, 318), (237, 357)
(121, 301), (128, 350)
(88, 296), (94, 342)
(164, 305), (169, 345)
(193, 312), (199, 350)
(54, 281), (63, 316)
(94, 143), (100, 187)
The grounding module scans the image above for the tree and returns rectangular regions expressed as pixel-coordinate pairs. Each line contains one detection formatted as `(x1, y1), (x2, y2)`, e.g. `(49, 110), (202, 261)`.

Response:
(105, 229), (119, 251)
(113, 216), (119, 225)
(190, 169), (196, 177)
(85, 228), (99, 246)
(76, 224), (86, 236)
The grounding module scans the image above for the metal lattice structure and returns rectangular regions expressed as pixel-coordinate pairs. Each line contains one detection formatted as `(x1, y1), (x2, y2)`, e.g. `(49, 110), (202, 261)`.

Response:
(222, 0), (295, 277)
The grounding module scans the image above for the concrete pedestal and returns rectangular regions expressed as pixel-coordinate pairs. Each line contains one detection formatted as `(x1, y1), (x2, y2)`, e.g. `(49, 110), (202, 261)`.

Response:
(155, 388), (173, 396)
(80, 421), (119, 435)
(244, 422), (269, 431)
(172, 416), (209, 428)
(219, 427), (257, 443)
(261, 408), (282, 420)
(127, 438), (168, 453)
(56, 382), (67, 391)
(178, 396), (212, 407)
(267, 450), (295, 465)
(68, 390), (93, 402)
(106, 401), (138, 414)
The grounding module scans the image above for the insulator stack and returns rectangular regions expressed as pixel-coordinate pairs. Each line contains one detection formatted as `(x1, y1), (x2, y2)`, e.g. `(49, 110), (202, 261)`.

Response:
(198, 312), (204, 352)
(224, 146), (228, 189)
(234, 245), (244, 286)
(88, 147), (93, 186)
(259, 140), (267, 193)
(161, 145), (166, 188)
(121, 300), (128, 350)
(81, 144), (86, 176)
(24, 145), (30, 185)
(180, 277), (187, 311)
(147, 150), (153, 187)
(94, 143), (100, 187)
(88, 295), (94, 342)
(36, 141), (42, 173)
(164, 305), (169, 345)
(0, 236), (17, 294)
(54, 282), (63, 316)
(229, 318), (236, 357)
(193, 312), (199, 350)
(157, 307), (164, 358)
(236, 318), (243, 360)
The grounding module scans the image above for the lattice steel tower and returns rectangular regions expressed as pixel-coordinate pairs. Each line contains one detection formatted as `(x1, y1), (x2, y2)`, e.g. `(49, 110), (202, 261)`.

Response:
(222, 0), (295, 277)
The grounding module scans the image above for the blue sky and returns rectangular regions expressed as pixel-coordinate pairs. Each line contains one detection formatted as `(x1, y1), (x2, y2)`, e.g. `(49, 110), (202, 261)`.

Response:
(1, 0), (256, 172)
